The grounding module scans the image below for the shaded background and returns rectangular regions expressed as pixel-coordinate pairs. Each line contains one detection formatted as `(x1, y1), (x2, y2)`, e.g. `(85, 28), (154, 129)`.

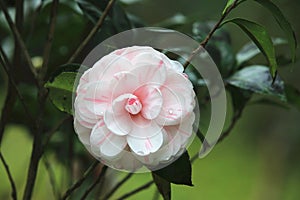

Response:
(0, 0), (299, 199)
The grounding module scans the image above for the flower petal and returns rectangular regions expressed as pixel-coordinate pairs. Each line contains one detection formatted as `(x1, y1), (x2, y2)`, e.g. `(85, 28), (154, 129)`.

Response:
(104, 94), (133, 136)
(134, 85), (163, 120)
(111, 72), (139, 99)
(90, 120), (127, 158)
(74, 119), (91, 145)
(129, 61), (166, 86)
(83, 81), (114, 116)
(127, 117), (163, 156)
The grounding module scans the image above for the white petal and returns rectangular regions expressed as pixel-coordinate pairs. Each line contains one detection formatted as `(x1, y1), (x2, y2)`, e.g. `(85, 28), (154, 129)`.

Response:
(104, 94), (134, 136)
(90, 120), (127, 158)
(74, 119), (91, 145)
(127, 120), (163, 156)
(170, 60), (184, 72)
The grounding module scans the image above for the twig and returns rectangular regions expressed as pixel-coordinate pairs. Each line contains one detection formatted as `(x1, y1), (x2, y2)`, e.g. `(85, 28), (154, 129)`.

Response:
(61, 161), (99, 200)
(217, 108), (244, 143)
(0, 0), (37, 78)
(116, 180), (154, 200)
(43, 156), (60, 199)
(80, 165), (108, 200)
(40, 0), (59, 80)
(183, 0), (239, 69)
(0, 151), (17, 200)
(67, 0), (116, 63)
(103, 173), (133, 199)
(0, 46), (34, 122)
(43, 116), (71, 150)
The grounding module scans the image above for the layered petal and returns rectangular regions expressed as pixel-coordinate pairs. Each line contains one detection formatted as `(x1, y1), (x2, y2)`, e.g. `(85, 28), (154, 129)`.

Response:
(134, 85), (163, 120)
(127, 116), (163, 156)
(90, 120), (127, 158)
(104, 94), (133, 136)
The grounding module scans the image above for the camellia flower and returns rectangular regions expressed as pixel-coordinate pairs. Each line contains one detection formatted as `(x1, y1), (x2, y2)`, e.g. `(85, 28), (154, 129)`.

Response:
(74, 46), (196, 171)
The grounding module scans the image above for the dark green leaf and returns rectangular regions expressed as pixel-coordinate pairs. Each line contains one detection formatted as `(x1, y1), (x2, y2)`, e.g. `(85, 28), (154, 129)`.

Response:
(228, 86), (252, 112)
(45, 64), (81, 114)
(224, 18), (278, 77)
(152, 151), (193, 186)
(285, 84), (300, 111)
(77, 0), (103, 24)
(152, 173), (171, 200)
(254, 0), (297, 62)
(236, 38), (287, 66)
(222, 0), (235, 14)
(154, 13), (187, 28)
(227, 65), (285, 100)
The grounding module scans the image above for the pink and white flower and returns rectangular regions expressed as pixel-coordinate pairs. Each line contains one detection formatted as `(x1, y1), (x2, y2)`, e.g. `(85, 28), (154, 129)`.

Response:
(74, 46), (196, 171)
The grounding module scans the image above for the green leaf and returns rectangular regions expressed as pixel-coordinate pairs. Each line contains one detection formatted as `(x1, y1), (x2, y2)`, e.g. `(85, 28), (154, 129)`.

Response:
(285, 84), (300, 111)
(227, 65), (285, 100)
(152, 173), (171, 200)
(222, 0), (235, 14)
(154, 13), (187, 28)
(152, 151), (193, 186)
(236, 38), (287, 66)
(225, 18), (278, 77)
(45, 64), (81, 114)
(254, 0), (297, 62)
(77, 0), (103, 24)
(228, 86), (252, 112)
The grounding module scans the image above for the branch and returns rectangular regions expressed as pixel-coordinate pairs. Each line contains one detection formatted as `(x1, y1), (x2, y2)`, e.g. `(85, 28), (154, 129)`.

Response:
(61, 161), (99, 200)
(0, 0), (37, 78)
(116, 180), (154, 200)
(80, 165), (108, 200)
(183, 0), (239, 69)
(43, 115), (71, 150)
(40, 0), (59, 80)
(67, 0), (116, 63)
(0, 46), (34, 122)
(217, 107), (244, 143)
(103, 173), (133, 199)
(0, 151), (17, 200)
(43, 156), (59, 199)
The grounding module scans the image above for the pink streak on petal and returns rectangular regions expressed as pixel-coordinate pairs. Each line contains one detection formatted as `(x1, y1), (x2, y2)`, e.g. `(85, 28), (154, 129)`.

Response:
(84, 97), (107, 104)
(97, 132), (112, 145)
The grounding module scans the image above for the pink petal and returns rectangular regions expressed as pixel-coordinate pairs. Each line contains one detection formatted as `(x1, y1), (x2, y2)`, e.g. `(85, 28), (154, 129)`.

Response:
(155, 88), (185, 126)
(104, 94), (133, 136)
(129, 61), (166, 86)
(127, 117), (163, 156)
(90, 120), (127, 158)
(84, 81), (114, 116)
(134, 85), (163, 120)
(111, 72), (139, 99)
(89, 54), (133, 82)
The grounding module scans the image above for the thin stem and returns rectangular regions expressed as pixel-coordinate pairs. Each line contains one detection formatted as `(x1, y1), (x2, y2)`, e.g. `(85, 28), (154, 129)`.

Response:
(103, 173), (133, 199)
(80, 165), (108, 200)
(43, 116), (71, 150)
(67, 0), (116, 63)
(43, 156), (60, 199)
(0, 47), (34, 122)
(40, 0), (59, 80)
(217, 107), (244, 144)
(0, 0), (37, 79)
(116, 180), (154, 200)
(0, 151), (17, 200)
(61, 161), (99, 200)
(183, 0), (239, 69)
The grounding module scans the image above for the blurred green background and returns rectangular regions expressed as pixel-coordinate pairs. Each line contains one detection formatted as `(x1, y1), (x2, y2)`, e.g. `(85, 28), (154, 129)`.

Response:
(0, 0), (300, 199)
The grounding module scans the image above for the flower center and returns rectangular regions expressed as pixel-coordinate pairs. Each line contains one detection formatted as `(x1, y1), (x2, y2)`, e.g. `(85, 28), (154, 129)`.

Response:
(125, 95), (142, 115)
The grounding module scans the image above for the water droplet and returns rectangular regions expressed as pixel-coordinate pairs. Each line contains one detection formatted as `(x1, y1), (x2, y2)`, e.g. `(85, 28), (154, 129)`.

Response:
(168, 109), (173, 114)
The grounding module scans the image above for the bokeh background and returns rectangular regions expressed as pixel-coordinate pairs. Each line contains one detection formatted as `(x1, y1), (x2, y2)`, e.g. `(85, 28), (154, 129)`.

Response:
(0, 0), (299, 199)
